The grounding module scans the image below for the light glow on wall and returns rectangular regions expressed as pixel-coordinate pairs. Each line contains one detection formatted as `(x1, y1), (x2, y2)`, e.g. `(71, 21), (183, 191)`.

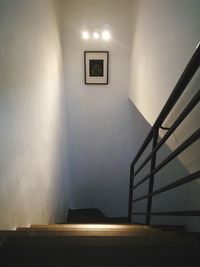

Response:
(81, 30), (111, 41)
(93, 32), (100, 39)
(82, 31), (90, 40)
(102, 31), (111, 41)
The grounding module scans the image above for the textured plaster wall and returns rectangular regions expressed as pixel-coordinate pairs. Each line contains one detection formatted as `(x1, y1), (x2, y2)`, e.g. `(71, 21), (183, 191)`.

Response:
(129, 0), (200, 230)
(0, 0), (69, 229)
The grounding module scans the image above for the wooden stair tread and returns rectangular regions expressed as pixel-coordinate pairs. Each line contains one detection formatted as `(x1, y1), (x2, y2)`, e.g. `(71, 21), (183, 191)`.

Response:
(13, 224), (186, 238)
(14, 229), (164, 237)
(17, 224), (158, 236)
(29, 224), (151, 231)
(1, 224), (196, 249)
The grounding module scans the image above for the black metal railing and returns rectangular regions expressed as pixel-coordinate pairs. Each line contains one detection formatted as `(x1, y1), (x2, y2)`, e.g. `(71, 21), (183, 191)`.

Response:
(128, 43), (200, 224)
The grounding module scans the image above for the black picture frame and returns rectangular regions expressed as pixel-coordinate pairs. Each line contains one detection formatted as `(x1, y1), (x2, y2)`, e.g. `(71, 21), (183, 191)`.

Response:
(84, 51), (109, 85)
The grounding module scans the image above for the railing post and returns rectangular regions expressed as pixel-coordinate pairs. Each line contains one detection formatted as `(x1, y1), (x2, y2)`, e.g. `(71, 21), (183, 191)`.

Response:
(128, 165), (134, 223)
(146, 127), (159, 225)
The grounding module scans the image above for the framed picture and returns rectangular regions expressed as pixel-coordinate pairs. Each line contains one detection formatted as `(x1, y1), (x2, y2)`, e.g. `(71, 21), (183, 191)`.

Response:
(84, 51), (109, 84)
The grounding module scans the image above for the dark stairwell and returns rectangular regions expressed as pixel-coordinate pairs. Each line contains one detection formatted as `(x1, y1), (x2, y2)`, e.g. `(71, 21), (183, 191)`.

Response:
(0, 43), (200, 267)
(67, 208), (129, 223)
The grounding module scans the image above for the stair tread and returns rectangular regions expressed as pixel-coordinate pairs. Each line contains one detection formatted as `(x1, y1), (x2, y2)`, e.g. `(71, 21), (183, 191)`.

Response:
(30, 224), (151, 230)
(14, 229), (164, 237)
(1, 224), (195, 250)
(14, 224), (187, 238)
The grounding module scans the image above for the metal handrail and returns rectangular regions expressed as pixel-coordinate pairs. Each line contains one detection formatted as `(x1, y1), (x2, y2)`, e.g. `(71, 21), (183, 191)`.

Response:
(132, 127), (200, 190)
(128, 44), (200, 224)
(132, 171), (200, 203)
(132, 210), (200, 217)
(133, 89), (200, 179)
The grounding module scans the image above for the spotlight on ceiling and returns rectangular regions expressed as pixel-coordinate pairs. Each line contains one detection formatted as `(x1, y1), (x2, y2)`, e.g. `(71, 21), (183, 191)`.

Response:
(102, 31), (111, 41)
(82, 31), (90, 40)
(93, 32), (100, 39)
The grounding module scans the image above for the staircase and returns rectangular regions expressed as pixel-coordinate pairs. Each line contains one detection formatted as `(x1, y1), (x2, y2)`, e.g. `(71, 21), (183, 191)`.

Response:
(0, 223), (200, 266)
(0, 41), (199, 267)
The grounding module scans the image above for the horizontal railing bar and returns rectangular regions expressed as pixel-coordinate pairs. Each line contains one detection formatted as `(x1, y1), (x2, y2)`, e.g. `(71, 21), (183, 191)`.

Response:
(133, 89), (200, 178)
(132, 170), (200, 203)
(133, 128), (200, 190)
(131, 44), (200, 167)
(131, 129), (154, 168)
(132, 210), (200, 216)
(133, 154), (152, 178)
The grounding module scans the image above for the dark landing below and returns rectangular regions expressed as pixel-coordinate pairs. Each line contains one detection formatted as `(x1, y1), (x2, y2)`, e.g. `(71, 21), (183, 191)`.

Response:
(67, 208), (128, 223)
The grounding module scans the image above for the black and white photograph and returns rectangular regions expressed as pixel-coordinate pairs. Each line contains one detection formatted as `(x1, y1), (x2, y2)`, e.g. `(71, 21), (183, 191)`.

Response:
(84, 51), (109, 84)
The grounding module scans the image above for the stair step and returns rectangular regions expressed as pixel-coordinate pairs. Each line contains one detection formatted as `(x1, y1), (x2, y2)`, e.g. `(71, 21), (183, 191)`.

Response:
(30, 224), (151, 231)
(1, 224), (195, 248)
(2, 235), (195, 248)
(2, 229), (183, 239)
(16, 229), (165, 237)
(1, 224), (199, 266)
(15, 224), (187, 238)
(16, 225), (162, 237)
(27, 224), (156, 236)
(0, 230), (31, 236)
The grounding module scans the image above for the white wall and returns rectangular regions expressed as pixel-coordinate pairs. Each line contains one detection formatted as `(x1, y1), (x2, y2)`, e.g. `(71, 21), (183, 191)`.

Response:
(0, 0), (69, 229)
(129, 0), (200, 230)
(60, 0), (189, 222)
(130, 0), (200, 126)
(61, 0), (153, 217)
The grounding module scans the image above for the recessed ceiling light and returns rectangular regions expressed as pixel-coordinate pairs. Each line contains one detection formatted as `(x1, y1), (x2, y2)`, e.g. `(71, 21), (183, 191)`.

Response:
(93, 32), (100, 39)
(102, 31), (111, 41)
(82, 31), (90, 40)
